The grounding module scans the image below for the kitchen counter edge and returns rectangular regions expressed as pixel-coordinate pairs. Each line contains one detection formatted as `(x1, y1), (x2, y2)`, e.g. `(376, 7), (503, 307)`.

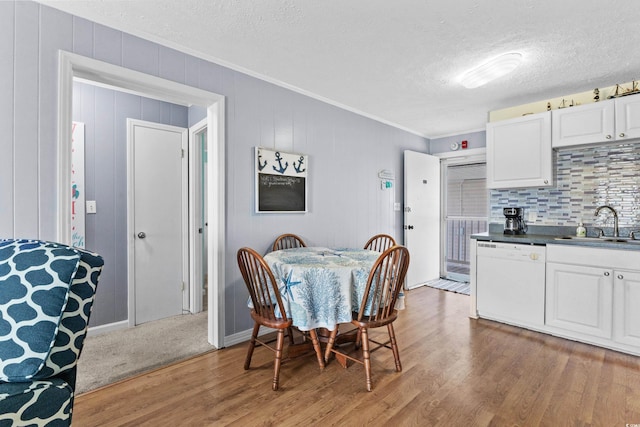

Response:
(471, 232), (640, 251)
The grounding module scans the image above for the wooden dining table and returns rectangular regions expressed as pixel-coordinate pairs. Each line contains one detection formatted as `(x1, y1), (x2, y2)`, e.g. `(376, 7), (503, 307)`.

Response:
(262, 246), (380, 339)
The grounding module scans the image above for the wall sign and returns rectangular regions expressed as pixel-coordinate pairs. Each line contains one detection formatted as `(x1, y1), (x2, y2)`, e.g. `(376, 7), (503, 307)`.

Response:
(255, 147), (308, 213)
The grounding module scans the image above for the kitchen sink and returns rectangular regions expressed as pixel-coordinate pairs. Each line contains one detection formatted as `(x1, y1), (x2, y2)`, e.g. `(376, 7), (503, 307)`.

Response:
(554, 236), (640, 244)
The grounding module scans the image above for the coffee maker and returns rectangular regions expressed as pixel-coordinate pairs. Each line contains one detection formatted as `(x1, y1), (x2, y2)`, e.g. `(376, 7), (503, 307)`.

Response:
(503, 207), (527, 235)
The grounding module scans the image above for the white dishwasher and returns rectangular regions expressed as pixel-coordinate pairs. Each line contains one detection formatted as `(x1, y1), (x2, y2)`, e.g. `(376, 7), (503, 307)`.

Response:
(476, 242), (546, 328)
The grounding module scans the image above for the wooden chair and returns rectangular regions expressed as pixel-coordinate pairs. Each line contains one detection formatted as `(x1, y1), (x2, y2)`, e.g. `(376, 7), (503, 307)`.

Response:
(272, 233), (306, 252)
(237, 247), (323, 391)
(363, 234), (396, 252)
(324, 245), (410, 391)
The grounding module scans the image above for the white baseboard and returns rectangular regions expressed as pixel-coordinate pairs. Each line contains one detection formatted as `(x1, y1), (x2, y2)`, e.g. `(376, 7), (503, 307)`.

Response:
(223, 326), (277, 348)
(87, 320), (129, 337)
(87, 319), (273, 349)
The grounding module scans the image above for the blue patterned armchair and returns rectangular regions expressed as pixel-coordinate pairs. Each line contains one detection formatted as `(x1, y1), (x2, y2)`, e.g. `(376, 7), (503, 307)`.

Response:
(0, 239), (104, 426)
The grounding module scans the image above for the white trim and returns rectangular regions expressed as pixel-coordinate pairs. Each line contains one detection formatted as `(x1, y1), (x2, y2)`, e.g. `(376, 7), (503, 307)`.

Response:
(57, 51), (226, 348)
(188, 118), (208, 314)
(433, 147), (486, 160)
(223, 327), (278, 348)
(57, 54), (73, 245)
(86, 320), (129, 337)
(208, 99), (225, 349)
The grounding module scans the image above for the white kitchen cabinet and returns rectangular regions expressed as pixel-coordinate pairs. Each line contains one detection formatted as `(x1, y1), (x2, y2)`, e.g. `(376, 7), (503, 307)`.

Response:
(545, 262), (613, 339)
(613, 270), (640, 347)
(552, 94), (640, 148)
(486, 111), (552, 189)
(544, 244), (640, 355)
(472, 242), (640, 355)
(614, 95), (640, 140)
(551, 100), (614, 147)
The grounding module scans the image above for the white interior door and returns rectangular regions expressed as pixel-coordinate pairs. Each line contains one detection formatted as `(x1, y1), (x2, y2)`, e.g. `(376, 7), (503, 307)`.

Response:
(404, 150), (441, 289)
(128, 119), (188, 325)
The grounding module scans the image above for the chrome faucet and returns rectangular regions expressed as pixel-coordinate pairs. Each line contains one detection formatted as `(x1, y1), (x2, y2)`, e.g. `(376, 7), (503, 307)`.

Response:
(594, 205), (619, 237)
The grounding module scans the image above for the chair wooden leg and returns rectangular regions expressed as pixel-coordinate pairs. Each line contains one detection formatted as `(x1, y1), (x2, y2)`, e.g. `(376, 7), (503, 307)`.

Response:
(355, 328), (362, 349)
(387, 323), (402, 372)
(287, 327), (295, 345)
(324, 328), (339, 363)
(361, 327), (372, 392)
(308, 329), (325, 369)
(244, 323), (260, 370)
(272, 329), (285, 391)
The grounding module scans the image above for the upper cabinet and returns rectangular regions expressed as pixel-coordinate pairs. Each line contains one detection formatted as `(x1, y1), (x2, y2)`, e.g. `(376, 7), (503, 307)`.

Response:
(552, 101), (614, 147)
(552, 95), (640, 148)
(615, 95), (640, 140)
(486, 111), (553, 189)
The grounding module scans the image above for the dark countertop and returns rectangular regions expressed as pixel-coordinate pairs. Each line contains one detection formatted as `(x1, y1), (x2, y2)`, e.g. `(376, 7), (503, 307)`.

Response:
(472, 228), (640, 251)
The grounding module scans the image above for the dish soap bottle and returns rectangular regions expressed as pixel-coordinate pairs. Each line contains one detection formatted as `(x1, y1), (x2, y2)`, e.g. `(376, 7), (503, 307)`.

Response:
(576, 221), (586, 237)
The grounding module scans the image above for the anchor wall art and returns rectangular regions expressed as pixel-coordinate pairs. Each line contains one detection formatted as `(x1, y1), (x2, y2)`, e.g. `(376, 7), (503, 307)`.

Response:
(255, 147), (308, 213)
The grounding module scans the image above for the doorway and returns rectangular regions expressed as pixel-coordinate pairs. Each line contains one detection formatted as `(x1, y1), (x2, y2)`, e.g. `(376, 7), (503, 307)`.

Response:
(57, 52), (226, 347)
(441, 161), (488, 282)
(128, 119), (188, 325)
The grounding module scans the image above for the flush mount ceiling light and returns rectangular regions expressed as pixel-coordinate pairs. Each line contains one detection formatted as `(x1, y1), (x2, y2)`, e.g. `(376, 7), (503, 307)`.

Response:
(458, 52), (523, 89)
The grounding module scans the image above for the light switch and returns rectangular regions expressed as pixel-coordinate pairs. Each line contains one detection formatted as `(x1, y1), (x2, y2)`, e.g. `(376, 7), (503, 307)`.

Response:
(86, 200), (97, 214)
(394, 203), (401, 211)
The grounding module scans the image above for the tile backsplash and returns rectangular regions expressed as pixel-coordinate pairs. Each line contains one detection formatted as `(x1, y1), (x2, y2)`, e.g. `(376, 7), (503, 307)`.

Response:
(490, 142), (640, 228)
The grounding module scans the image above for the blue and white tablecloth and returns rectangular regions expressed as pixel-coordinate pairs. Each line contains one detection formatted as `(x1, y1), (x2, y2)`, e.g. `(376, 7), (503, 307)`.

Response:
(262, 247), (380, 331)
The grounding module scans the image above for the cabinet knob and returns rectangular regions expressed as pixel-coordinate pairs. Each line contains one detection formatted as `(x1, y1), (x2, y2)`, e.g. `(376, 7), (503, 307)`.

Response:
(618, 274), (624, 280)
(619, 133), (626, 138)
(544, 180), (548, 184)
(606, 135), (612, 139)
(604, 271), (610, 276)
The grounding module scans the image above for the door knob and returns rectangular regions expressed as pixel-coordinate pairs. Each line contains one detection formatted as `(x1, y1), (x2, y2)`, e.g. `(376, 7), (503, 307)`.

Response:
(137, 232), (146, 239)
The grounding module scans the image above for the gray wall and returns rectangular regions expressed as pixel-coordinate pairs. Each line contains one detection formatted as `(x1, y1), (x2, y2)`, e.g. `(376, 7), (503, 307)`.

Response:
(72, 81), (190, 326)
(1, 1), (428, 335)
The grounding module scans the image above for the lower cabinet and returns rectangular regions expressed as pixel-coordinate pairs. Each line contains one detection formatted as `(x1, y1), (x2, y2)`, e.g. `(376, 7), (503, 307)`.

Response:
(613, 270), (640, 347)
(544, 245), (640, 354)
(545, 262), (613, 339)
(473, 241), (640, 356)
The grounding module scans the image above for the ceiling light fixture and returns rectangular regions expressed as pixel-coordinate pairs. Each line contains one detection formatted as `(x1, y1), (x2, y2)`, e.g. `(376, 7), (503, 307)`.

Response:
(459, 52), (523, 89)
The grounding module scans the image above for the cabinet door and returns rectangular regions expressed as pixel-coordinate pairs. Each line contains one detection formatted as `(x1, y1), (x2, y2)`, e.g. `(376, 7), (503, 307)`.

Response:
(486, 111), (552, 189)
(615, 95), (640, 140)
(551, 100), (614, 148)
(545, 262), (613, 339)
(613, 270), (640, 347)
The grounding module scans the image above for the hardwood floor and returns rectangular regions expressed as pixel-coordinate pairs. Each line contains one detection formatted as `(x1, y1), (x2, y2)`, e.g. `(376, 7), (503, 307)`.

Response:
(74, 286), (640, 426)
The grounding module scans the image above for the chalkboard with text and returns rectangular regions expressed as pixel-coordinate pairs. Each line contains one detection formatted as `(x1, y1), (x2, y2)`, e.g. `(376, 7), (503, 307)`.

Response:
(255, 147), (308, 213)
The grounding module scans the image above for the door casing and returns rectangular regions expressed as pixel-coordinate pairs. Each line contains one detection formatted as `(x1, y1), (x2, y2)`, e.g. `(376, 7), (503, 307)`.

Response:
(189, 118), (207, 314)
(56, 52), (226, 348)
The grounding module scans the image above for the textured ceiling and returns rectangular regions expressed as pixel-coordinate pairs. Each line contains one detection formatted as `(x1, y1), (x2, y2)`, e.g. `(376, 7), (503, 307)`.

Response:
(38, 0), (640, 138)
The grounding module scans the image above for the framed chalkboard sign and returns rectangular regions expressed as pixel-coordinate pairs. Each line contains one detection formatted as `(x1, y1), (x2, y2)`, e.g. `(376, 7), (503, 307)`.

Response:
(255, 147), (308, 213)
